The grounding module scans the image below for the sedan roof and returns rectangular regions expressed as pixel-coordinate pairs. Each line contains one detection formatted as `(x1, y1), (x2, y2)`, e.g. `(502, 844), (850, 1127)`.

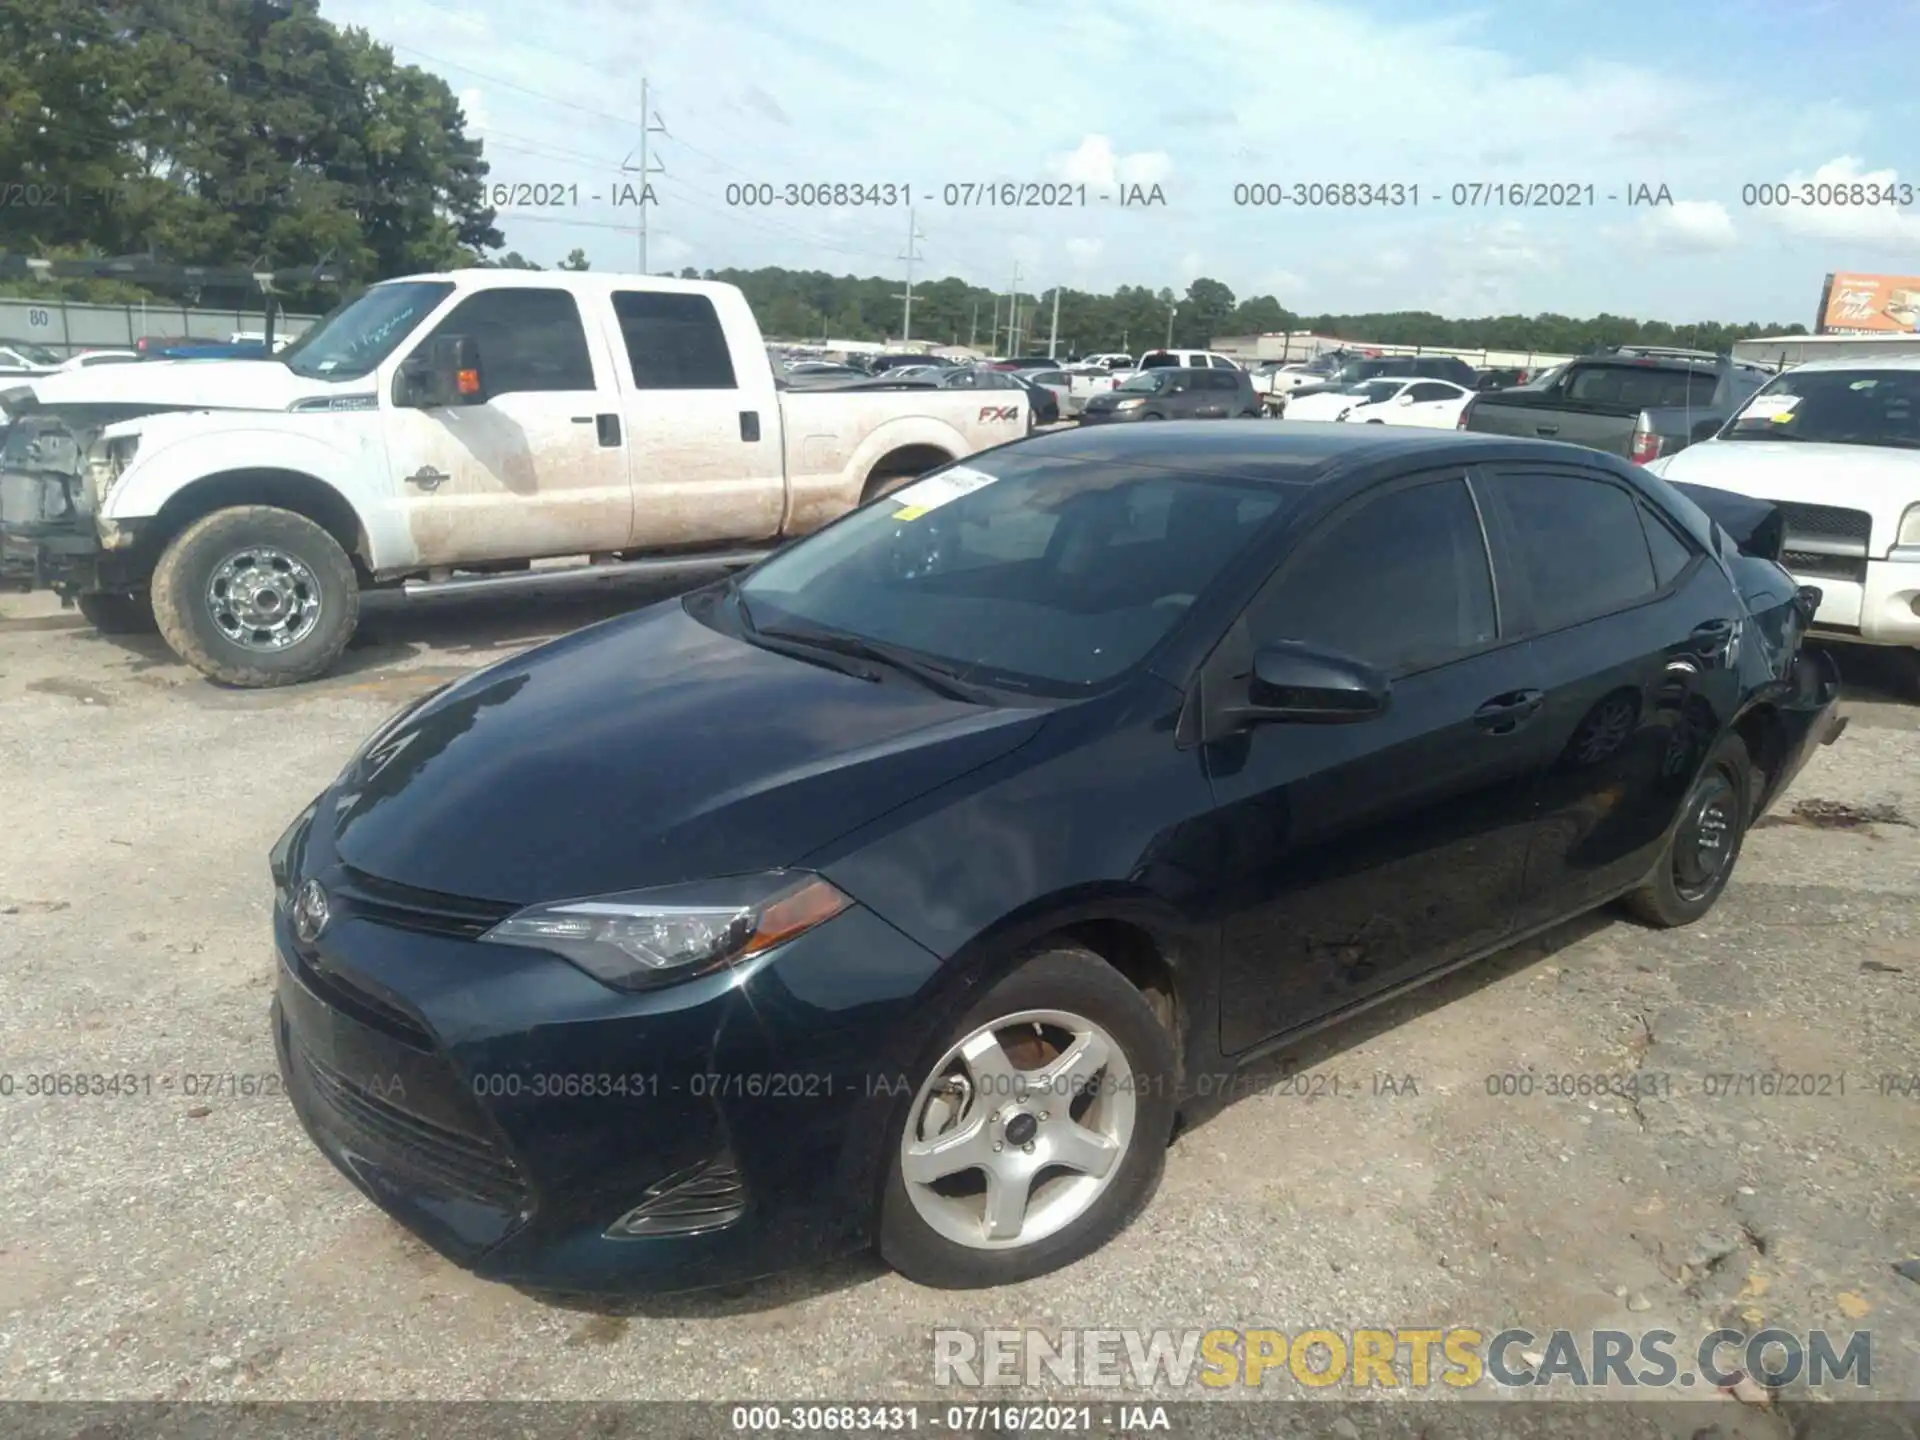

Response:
(1016, 417), (1631, 489)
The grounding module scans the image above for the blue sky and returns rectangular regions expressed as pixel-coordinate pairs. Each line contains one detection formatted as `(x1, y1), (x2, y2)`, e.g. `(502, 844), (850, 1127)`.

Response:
(324, 0), (1920, 325)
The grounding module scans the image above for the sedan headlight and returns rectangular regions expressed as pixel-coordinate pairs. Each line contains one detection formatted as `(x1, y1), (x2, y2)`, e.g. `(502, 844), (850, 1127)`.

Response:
(1115, 398), (1146, 410)
(1897, 503), (1920, 548)
(480, 871), (852, 991)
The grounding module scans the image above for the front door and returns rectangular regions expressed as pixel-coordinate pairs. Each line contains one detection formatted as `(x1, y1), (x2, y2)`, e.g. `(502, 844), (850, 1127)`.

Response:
(382, 287), (631, 568)
(1202, 471), (1551, 1054)
(1476, 463), (1745, 924)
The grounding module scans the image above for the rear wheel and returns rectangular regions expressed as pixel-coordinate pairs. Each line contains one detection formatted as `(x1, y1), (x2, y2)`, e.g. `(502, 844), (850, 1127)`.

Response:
(76, 590), (157, 635)
(1621, 732), (1752, 927)
(878, 946), (1177, 1288)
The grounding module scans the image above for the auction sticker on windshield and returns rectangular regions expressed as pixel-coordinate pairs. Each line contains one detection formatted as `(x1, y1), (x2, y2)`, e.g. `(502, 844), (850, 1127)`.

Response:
(1740, 393), (1802, 423)
(891, 465), (999, 520)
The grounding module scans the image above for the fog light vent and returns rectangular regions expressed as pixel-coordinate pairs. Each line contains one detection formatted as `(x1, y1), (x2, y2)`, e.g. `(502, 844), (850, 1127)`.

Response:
(605, 1155), (747, 1238)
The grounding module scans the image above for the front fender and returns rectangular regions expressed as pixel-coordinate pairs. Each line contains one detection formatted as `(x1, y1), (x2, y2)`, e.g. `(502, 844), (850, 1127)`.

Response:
(101, 421), (411, 572)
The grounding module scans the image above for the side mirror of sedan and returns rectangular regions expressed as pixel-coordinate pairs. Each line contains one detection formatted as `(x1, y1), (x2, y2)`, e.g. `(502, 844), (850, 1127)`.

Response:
(1225, 642), (1391, 725)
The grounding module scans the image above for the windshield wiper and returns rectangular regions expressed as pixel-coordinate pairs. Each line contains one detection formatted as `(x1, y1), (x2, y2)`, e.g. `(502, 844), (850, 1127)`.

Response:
(755, 624), (990, 703)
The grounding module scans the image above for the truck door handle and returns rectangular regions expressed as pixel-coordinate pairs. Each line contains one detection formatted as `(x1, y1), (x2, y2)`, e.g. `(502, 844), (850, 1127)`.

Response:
(740, 410), (761, 442)
(1535, 425), (1560, 436)
(1473, 689), (1545, 734)
(595, 414), (621, 447)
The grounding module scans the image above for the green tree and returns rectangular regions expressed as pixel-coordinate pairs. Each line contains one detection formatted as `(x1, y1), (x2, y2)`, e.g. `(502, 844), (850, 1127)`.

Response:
(558, 248), (591, 271)
(1, 0), (502, 308)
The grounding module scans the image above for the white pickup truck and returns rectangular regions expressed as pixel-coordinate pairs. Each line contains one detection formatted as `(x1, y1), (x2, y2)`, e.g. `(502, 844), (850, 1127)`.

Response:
(0, 270), (1026, 685)
(1643, 355), (1920, 694)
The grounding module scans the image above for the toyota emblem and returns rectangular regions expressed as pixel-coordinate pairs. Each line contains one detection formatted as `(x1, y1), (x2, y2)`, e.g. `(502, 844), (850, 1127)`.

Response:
(293, 879), (331, 944)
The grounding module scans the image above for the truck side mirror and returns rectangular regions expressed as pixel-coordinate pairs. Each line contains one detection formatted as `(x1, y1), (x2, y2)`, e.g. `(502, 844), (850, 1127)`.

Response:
(394, 335), (484, 408)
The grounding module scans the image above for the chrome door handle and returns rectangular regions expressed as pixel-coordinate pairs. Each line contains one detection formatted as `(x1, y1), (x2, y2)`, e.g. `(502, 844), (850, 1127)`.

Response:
(406, 466), (449, 490)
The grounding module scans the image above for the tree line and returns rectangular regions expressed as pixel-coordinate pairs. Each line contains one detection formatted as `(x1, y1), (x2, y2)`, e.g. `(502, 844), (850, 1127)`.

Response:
(2, 3), (1807, 353)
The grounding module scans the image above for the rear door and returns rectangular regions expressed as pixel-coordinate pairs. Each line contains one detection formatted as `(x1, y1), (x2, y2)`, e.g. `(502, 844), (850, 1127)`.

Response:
(1478, 462), (1744, 925)
(608, 289), (786, 547)
(1193, 371), (1235, 418)
(381, 286), (632, 567)
(1404, 381), (1469, 426)
(1202, 470), (1548, 1051)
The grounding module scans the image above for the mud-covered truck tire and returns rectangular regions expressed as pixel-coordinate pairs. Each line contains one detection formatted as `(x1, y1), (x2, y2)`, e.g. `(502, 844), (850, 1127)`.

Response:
(150, 506), (360, 687)
(75, 591), (158, 635)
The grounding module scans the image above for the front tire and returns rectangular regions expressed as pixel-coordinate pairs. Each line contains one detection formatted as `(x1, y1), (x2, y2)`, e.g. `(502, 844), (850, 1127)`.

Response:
(877, 946), (1177, 1288)
(1621, 732), (1752, 927)
(150, 506), (359, 687)
(76, 590), (157, 635)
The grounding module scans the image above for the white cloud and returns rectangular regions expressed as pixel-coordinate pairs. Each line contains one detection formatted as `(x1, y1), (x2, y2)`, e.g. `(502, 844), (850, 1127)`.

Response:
(1052, 135), (1174, 191)
(1753, 156), (1920, 245)
(1633, 200), (1739, 252)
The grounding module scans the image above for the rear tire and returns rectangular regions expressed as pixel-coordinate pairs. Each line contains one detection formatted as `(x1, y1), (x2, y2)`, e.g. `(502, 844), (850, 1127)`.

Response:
(877, 946), (1177, 1288)
(76, 590), (157, 635)
(1621, 732), (1752, 927)
(150, 506), (359, 688)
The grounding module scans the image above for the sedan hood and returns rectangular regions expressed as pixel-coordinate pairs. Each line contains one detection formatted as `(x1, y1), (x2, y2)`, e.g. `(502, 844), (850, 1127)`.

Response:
(329, 599), (1047, 904)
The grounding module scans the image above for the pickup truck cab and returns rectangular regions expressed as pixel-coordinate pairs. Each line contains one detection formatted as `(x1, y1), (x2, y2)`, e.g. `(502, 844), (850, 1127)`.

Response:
(1460, 353), (1770, 464)
(0, 270), (1025, 686)
(1643, 357), (1920, 686)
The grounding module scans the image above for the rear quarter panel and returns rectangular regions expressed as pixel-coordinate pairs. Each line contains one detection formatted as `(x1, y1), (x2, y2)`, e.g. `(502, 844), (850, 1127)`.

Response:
(774, 389), (1027, 534)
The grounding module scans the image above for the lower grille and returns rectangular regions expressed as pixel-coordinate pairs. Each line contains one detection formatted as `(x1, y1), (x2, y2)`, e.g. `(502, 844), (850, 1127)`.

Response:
(296, 1040), (529, 1210)
(1781, 549), (1868, 585)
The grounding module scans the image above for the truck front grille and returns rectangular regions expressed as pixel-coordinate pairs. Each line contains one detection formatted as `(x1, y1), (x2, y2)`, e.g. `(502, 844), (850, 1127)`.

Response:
(1773, 502), (1873, 556)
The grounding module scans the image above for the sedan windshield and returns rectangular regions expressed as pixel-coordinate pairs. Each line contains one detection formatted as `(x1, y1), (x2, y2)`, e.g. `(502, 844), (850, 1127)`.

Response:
(279, 280), (454, 380)
(733, 453), (1286, 693)
(1719, 368), (1920, 449)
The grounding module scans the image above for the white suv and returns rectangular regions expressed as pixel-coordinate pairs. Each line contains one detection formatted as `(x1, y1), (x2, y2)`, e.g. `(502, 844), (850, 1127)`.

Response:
(1136, 349), (1243, 372)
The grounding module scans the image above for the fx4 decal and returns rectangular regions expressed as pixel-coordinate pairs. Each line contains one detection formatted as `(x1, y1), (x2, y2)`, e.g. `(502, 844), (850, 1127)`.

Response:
(979, 405), (1021, 423)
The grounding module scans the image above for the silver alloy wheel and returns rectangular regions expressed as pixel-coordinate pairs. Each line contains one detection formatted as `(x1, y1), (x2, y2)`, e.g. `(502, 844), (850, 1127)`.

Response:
(900, 1008), (1136, 1250)
(204, 546), (323, 652)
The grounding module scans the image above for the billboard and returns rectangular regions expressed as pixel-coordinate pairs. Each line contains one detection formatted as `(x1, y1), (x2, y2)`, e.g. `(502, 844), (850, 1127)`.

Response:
(1816, 272), (1920, 334)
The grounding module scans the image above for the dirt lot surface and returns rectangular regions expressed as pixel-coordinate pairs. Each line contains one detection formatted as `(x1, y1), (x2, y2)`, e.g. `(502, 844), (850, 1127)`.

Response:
(1, 584), (1916, 1434)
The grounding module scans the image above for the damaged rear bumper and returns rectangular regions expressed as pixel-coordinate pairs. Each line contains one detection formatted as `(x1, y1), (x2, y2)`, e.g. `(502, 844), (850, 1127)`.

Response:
(1755, 645), (1846, 817)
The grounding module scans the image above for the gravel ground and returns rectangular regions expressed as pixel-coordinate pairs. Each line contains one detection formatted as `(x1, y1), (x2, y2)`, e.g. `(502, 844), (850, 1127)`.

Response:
(0, 585), (1916, 1435)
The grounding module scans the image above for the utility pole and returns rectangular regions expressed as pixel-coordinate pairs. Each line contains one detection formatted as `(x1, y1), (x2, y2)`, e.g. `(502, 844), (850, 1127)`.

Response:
(1047, 286), (1061, 359)
(968, 297), (980, 348)
(1004, 263), (1024, 356)
(621, 79), (667, 273)
(893, 208), (925, 343)
(1166, 302), (1178, 347)
(989, 295), (1001, 353)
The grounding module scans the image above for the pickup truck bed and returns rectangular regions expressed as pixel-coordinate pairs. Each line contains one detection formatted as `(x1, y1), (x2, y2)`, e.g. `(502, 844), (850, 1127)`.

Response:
(1461, 356), (1766, 463)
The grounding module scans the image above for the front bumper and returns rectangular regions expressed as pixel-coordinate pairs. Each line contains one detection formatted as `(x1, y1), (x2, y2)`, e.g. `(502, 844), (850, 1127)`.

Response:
(270, 800), (946, 1294)
(1791, 555), (1920, 648)
(1076, 407), (1147, 425)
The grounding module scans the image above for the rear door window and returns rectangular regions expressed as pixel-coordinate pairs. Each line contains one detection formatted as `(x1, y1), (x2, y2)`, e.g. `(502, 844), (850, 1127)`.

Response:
(612, 291), (738, 390)
(1485, 468), (1661, 632)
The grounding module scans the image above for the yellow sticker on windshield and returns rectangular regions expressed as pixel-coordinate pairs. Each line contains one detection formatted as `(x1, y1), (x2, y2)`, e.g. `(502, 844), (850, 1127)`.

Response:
(888, 465), (998, 520)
